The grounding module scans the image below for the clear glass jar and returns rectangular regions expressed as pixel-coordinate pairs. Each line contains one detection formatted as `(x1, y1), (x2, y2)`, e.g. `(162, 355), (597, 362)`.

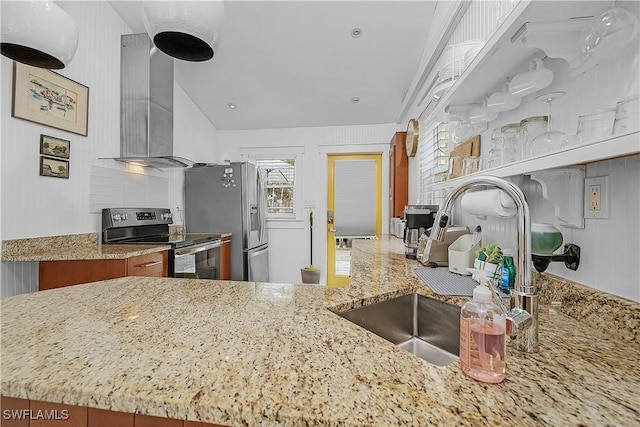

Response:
(520, 116), (548, 159)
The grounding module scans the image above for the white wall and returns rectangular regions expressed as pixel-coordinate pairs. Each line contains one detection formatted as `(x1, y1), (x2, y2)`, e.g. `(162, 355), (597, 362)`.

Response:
(217, 124), (397, 284)
(1, 2), (216, 239)
(1, 2), (128, 238)
(0, 2), (217, 297)
(173, 81), (219, 165)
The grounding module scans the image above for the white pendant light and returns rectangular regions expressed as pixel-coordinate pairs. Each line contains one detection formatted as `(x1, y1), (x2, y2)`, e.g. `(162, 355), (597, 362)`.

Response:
(1, 0), (79, 69)
(142, 1), (225, 62)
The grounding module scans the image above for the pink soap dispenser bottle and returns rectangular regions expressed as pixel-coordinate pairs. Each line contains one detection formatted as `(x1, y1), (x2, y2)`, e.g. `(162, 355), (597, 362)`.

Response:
(459, 283), (506, 383)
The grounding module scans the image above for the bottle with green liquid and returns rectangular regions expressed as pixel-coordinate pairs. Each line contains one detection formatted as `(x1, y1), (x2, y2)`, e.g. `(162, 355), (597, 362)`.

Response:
(500, 248), (515, 292)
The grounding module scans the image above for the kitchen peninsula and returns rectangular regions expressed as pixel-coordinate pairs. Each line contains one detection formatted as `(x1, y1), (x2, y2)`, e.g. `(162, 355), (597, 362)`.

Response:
(2, 237), (639, 426)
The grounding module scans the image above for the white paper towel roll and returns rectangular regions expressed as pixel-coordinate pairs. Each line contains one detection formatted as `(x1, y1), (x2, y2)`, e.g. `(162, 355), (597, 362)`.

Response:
(460, 189), (516, 218)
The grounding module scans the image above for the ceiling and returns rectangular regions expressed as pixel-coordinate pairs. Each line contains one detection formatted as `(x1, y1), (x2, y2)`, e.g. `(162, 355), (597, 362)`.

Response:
(109, 1), (435, 130)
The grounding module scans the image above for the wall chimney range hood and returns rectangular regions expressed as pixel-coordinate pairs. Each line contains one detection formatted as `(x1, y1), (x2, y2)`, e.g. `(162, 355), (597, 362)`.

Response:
(114, 33), (193, 168)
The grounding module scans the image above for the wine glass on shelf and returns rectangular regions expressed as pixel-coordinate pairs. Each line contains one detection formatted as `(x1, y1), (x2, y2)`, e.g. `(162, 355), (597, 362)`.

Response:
(528, 91), (566, 157)
(446, 104), (475, 145)
(579, 1), (639, 61)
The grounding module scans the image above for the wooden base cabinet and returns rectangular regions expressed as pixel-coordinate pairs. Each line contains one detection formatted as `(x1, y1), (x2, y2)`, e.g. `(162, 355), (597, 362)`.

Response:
(1, 396), (228, 427)
(39, 251), (168, 291)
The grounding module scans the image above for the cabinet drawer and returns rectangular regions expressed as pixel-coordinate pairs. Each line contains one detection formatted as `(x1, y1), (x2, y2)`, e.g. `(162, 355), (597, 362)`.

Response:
(126, 251), (168, 277)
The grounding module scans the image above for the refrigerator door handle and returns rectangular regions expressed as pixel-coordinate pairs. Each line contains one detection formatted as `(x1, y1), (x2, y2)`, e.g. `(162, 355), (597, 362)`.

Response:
(247, 245), (269, 282)
(262, 170), (267, 242)
(258, 168), (266, 243)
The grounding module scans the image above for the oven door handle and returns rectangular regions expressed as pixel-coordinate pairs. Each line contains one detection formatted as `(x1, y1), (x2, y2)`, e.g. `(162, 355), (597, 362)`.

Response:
(174, 240), (222, 257)
(139, 260), (163, 268)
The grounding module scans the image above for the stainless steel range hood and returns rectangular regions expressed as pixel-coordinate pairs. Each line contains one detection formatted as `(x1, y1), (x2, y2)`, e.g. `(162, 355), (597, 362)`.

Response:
(114, 33), (193, 168)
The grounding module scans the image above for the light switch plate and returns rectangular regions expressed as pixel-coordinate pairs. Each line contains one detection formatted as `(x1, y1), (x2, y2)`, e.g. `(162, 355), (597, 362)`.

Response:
(584, 176), (609, 219)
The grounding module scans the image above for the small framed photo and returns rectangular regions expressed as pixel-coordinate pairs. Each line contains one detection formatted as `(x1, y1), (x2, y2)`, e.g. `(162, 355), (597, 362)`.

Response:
(40, 156), (69, 179)
(40, 134), (70, 159)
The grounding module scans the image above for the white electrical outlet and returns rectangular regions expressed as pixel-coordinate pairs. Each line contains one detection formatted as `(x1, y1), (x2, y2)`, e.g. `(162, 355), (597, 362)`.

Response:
(589, 184), (601, 211)
(584, 176), (609, 219)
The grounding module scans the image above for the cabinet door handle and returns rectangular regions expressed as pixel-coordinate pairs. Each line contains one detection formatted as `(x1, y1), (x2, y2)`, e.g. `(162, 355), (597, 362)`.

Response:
(140, 261), (162, 268)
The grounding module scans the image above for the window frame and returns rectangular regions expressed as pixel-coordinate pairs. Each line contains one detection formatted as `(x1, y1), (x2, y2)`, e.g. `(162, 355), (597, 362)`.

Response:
(240, 148), (304, 221)
(418, 120), (450, 206)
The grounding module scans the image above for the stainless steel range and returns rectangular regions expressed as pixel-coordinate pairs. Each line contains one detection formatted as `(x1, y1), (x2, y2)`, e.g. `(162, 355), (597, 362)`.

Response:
(102, 208), (223, 279)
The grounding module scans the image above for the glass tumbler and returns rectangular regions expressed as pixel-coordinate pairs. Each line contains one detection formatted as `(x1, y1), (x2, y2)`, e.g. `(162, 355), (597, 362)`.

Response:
(499, 123), (520, 164)
(479, 152), (491, 170)
(577, 109), (616, 144)
(519, 116), (548, 159)
(448, 156), (464, 179)
(487, 126), (504, 168)
(462, 156), (480, 175)
(613, 94), (640, 134)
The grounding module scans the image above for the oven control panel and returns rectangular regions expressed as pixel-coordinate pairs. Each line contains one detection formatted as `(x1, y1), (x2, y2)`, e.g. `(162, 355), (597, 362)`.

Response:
(136, 212), (157, 221)
(102, 207), (173, 230)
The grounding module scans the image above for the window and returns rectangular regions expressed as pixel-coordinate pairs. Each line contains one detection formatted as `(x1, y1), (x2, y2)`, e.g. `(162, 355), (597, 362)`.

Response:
(256, 158), (296, 216)
(418, 121), (450, 205)
(241, 147), (303, 220)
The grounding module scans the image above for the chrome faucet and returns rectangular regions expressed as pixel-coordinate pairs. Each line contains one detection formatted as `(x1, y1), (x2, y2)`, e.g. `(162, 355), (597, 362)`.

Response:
(429, 175), (537, 353)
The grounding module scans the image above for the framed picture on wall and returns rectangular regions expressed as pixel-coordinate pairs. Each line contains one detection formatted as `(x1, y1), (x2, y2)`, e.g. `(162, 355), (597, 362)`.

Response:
(40, 134), (70, 159)
(12, 62), (89, 136)
(40, 156), (70, 179)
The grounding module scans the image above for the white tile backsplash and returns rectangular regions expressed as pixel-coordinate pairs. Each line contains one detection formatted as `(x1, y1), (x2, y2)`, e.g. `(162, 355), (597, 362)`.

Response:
(89, 166), (169, 213)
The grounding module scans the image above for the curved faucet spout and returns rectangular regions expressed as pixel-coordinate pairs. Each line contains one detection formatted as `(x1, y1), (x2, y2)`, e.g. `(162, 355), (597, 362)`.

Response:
(429, 175), (538, 352)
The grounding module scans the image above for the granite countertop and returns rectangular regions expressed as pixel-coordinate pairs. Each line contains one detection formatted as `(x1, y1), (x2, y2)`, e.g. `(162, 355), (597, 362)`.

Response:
(2, 237), (639, 426)
(1, 232), (232, 262)
(1, 233), (170, 261)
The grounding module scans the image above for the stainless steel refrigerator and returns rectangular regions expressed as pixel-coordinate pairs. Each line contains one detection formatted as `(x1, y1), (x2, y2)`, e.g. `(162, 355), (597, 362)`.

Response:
(184, 162), (269, 282)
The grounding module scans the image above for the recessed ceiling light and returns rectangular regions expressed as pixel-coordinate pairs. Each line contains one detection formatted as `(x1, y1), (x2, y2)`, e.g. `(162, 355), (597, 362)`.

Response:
(351, 97), (360, 103)
(351, 27), (362, 38)
(228, 103), (236, 109)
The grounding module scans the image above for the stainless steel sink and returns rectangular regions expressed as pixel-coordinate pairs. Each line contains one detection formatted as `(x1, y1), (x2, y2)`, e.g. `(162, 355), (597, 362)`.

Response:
(337, 293), (460, 366)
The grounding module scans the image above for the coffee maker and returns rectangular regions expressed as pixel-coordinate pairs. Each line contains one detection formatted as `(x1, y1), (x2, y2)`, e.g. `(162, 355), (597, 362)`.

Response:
(403, 205), (438, 259)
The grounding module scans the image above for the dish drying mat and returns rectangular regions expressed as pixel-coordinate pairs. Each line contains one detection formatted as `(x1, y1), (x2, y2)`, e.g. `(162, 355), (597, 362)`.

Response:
(414, 268), (508, 297)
